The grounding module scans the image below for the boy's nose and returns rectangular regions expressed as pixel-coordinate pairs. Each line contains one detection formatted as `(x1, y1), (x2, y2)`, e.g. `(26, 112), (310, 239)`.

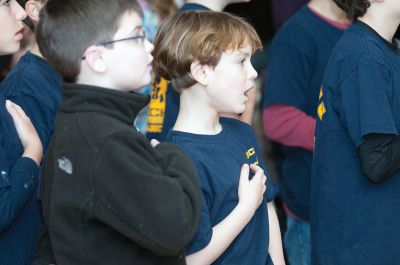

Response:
(248, 63), (258, 80)
(145, 39), (154, 53)
(12, 0), (27, 21)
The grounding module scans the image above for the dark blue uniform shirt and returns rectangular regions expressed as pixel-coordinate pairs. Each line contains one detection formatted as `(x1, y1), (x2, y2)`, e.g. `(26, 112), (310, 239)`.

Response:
(166, 118), (276, 265)
(312, 21), (400, 265)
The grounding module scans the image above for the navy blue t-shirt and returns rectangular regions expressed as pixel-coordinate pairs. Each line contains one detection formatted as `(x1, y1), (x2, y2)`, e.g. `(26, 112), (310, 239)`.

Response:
(166, 118), (276, 265)
(262, 6), (345, 221)
(0, 96), (41, 265)
(0, 51), (62, 155)
(0, 51), (61, 264)
(146, 3), (209, 141)
(312, 21), (400, 265)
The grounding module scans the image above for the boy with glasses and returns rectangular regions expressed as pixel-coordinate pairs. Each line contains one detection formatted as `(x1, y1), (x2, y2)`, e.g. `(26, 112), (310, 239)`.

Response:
(35, 0), (201, 264)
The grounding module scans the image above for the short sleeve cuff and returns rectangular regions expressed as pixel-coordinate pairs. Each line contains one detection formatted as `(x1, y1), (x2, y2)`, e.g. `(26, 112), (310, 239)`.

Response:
(185, 228), (212, 255)
(265, 181), (277, 202)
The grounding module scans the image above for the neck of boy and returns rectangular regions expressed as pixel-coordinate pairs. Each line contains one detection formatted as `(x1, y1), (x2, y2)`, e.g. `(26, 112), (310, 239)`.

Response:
(308, 0), (350, 24)
(358, 13), (399, 43)
(185, 0), (227, 11)
(173, 88), (222, 135)
(30, 42), (44, 59)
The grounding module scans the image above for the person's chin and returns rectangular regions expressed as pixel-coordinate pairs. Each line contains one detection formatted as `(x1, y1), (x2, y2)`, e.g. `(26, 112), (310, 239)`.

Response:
(232, 106), (245, 115)
(144, 75), (152, 86)
(8, 43), (20, 54)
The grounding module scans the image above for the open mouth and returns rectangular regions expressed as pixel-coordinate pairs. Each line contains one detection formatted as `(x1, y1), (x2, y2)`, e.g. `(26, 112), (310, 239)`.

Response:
(14, 27), (25, 39)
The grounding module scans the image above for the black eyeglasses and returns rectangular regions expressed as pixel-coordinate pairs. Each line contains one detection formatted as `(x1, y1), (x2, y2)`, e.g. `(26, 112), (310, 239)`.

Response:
(81, 32), (147, 60)
(96, 31), (147, 47)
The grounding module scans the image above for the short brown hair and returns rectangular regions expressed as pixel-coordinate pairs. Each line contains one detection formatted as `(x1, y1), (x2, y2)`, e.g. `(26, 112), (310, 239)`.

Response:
(153, 10), (262, 91)
(37, 0), (143, 82)
(334, 0), (371, 19)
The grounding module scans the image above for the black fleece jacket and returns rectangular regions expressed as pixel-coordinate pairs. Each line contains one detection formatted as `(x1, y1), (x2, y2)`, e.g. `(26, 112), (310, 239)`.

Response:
(39, 83), (201, 265)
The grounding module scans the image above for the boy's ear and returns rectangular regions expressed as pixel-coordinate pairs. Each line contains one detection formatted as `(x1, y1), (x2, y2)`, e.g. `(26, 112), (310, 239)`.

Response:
(190, 61), (209, 86)
(82, 46), (107, 74)
(25, 0), (45, 23)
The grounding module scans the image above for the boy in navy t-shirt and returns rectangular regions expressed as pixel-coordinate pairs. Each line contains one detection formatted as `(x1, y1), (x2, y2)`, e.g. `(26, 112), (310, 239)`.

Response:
(312, 0), (400, 264)
(1, 0), (62, 154)
(146, 0), (256, 141)
(153, 11), (285, 265)
(262, 1), (349, 263)
(0, 0), (62, 263)
(0, 0), (45, 264)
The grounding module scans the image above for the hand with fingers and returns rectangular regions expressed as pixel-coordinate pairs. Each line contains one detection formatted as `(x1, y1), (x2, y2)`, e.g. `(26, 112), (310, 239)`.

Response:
(5, 100), (43, 166)
(150, 139), (160, 147)
(237, 163), (267, 214)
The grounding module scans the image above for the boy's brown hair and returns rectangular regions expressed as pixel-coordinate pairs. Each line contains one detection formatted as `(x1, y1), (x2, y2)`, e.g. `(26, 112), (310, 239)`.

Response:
(36, 0), (143, 83)
(153, 10), (262, 91)
(333, 0), (370, 19)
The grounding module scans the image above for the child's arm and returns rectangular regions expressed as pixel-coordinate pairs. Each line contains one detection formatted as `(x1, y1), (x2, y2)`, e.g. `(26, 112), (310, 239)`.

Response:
(0, 100), (42, 230)
(6, 100), (42, 165)
(267, 202), (286, 265)
(186, 164), (266, 265)
(9, 88), (59, 152)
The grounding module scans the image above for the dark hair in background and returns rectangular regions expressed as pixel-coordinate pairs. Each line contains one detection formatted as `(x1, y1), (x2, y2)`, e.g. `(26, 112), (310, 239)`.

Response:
(333, 0), (371, 19)
(36, 0), (143, 82)
(146, 0), (177, 18)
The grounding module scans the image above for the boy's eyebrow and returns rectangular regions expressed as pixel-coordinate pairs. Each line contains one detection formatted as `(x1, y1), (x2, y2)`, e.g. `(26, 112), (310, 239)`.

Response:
(237, 51), (251, 57)
(130, 25), (143, 35)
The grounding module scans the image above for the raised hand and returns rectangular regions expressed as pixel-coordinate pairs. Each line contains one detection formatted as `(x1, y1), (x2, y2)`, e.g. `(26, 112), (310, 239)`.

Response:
(237, 163), (267, 213)
(6, 100), (42, 166)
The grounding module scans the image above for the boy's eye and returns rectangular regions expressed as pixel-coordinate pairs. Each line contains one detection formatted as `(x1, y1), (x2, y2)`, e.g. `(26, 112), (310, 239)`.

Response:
(135, 35), (145, 41)
(240, 59), (246, 64)
(2, 0), (12, 6)
(129, 31), (146, 44)
(136, 31), (147, 41)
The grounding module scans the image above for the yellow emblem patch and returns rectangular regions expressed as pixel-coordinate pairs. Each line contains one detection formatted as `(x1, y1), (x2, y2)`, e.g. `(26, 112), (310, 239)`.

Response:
(245, 147), (259, 165)
(317, 102), (326, 121)
(246, 148), (255, 159)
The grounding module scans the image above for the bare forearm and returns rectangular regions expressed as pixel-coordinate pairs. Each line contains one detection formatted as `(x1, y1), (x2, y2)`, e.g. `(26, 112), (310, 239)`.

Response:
(186, 203), (254, 265)
(267, 202), (286, 265)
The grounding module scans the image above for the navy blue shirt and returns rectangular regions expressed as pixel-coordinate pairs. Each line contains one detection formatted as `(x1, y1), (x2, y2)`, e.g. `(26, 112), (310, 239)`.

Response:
(166, 118), (276, 265)
(1, 51), (62, 153)
(0, 96), (41, 265)
(0, 51), (61, 264)
(312, 21), (400, 265)
(262, 6), (345, 221)
(146, 3), (209, 141)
